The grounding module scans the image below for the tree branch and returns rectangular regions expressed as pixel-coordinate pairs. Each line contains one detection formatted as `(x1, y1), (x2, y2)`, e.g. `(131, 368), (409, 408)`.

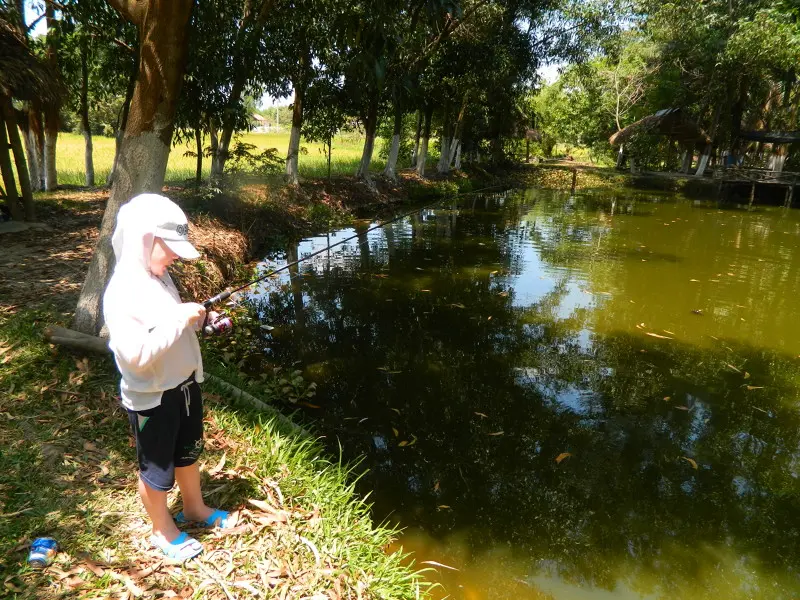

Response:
(106, 0), (145, 26)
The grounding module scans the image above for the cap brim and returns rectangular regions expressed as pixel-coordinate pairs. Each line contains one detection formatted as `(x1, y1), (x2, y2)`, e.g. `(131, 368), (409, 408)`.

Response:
(164, 239), (200, 260)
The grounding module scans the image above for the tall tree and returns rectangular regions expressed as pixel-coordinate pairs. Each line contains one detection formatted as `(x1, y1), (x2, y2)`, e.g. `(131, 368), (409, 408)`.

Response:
(73, 0), (195, 334)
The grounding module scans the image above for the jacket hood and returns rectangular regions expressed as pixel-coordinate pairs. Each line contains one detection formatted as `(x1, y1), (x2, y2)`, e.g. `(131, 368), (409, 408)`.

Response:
(111, 193), (190, 272)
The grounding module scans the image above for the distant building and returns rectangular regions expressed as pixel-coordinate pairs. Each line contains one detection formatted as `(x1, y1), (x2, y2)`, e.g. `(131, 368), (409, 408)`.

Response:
(251, 113), (270, 132)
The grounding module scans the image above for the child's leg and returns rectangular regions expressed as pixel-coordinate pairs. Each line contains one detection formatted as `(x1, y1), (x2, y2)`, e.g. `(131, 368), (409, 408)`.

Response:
(175, 463), (213, 521)
(138, 476), (182, 541)
(175, 379), (222, 522)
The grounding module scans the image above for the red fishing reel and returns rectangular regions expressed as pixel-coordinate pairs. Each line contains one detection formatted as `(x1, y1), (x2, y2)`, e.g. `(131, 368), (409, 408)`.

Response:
(203, 311), (234, 337)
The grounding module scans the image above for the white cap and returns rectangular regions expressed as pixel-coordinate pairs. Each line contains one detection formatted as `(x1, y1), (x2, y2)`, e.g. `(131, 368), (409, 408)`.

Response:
(153, 200), (200, 260)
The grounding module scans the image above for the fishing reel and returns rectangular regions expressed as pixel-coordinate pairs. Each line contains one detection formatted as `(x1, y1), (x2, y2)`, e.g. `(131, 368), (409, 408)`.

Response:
(201, 292), (234, 337)
(203, 311), (233, 337)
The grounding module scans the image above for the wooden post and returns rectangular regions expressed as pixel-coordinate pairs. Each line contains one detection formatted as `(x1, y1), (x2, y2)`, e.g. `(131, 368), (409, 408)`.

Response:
(0, 109), (23, 221)
(571, 169), (577, 193)
(748, 181), (755, 211)
(2, 95), (34, 220)
(787, 177), (796, 208)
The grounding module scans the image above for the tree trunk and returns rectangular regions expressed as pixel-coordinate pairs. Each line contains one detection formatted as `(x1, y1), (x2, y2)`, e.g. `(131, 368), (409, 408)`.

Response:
(680, 146), (692, 173)
(696, 104), (722, 177)
(2, 96), (34, 220)
(416, 107), (432, 177)
(209, 122), (220, 177)
(411, 110), (421, 166)
(80, 37), (95, 187)
(17, 111), (41, 192)
(454, 141), (462, 170)
(615, 144), (625, 168)
(211, 2), (273, 182)
(43, 2), (58, 191)
(326, 136), (332, 182)
(382, 104), (403, 180)
(0, 107), (24, 221)
(285, 83), (304, 186)
(356, 98), (378, 185)
(108, 46), (138, 187)
(73, 0), (194, 335)
(194, 126), (203, 184)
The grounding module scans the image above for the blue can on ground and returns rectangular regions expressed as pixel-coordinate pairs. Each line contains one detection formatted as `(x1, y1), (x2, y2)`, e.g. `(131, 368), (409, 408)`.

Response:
(28, 538), (58, 568)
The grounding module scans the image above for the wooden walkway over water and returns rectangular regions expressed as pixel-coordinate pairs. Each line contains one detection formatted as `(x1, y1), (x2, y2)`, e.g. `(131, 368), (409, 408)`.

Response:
(714, 167), (799, 208)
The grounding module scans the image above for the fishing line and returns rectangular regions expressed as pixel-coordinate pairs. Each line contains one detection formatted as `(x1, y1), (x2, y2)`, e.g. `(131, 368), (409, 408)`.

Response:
(202, 184), (509, 311)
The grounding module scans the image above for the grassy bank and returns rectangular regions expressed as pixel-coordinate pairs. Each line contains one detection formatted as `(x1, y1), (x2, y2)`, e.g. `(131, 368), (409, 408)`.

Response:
(0, 306), (424, 599)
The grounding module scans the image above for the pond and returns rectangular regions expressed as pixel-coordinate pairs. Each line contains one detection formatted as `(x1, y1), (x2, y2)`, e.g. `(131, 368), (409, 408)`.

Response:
(247, 187), (800, 599)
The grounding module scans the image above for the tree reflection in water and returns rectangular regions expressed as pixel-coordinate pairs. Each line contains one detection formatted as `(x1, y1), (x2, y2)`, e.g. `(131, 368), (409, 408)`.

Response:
(244, 189), (800, 599)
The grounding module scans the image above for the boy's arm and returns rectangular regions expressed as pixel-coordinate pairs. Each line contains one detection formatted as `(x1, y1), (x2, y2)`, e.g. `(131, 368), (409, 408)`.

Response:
(105, 304), (203, 372)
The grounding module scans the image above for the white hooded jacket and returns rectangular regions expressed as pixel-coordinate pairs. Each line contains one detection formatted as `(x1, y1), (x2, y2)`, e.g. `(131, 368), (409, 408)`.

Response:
(103, 194), (204, 411)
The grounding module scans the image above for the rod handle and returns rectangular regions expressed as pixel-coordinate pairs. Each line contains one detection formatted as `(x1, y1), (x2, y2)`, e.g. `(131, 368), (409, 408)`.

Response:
(203, 290), (232, 310)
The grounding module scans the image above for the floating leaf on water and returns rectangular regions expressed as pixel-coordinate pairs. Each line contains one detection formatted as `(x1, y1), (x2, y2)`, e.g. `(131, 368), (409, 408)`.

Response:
(663, 330), (676, 336)
(437, 505), (451, 510)
(358, 417), (368, 424)
(690, 279), (700, 282)
(675, 405), (690, 411)
(726, 363), (742, 373)
(744, 372), (751, 380)
(746, 386), (764, 390)
(449, 303), (466, 309)
(691, 309), (703, 315)
(727, 272), (735, 276)
(421, 560), (460, 571)
(420, 289), (432, 292)
(392, 427), (399, 437)
(488, 431), (504, 436)
(710, 279), (720, 282)
(390, 408), (401, 415)
(645, 332), (673, 340)
(555, 452), (572, 464)
(260, 324), (275, 331)
(663, 396), (671, 401)
(681, 457), (698, 470)
(487, 316), (493, 321)
(474, 412), (488, 418)
(298, 402), (321, 409)
(407, 435), (417, 446)
(434, 481), (440, 491)
(399, 440), (408, 447)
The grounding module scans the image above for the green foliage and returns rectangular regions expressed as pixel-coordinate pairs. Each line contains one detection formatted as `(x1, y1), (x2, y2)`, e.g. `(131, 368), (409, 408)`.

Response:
(224, 141), (284, 177)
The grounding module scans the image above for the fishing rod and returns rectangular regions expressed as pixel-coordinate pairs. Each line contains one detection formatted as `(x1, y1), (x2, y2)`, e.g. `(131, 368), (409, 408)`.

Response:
(201, 183), (508, 334)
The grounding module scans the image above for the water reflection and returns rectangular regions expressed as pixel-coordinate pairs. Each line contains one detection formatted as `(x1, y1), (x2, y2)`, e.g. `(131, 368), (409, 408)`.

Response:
(245, 189), (800, 598)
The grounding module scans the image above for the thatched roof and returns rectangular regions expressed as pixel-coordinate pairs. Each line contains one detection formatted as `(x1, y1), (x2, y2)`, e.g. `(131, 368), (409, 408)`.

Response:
(609, 108), (711, 147)
(0, 17), (63, 106)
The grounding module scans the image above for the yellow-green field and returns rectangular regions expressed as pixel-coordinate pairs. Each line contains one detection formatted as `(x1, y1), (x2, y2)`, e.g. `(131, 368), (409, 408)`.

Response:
(54, 131), (389, 186)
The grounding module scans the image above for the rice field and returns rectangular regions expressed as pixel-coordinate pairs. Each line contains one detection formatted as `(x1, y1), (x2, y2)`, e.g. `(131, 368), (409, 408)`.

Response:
(53, 131), (390, 186)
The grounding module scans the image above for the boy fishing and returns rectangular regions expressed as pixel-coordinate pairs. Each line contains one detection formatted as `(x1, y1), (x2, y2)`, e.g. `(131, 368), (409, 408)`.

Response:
(103, 193), (230, 561)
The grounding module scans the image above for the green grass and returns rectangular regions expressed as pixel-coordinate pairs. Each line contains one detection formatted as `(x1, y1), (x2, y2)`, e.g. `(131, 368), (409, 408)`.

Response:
(0, 306), (425, 599)
(54, 131), (389, 186)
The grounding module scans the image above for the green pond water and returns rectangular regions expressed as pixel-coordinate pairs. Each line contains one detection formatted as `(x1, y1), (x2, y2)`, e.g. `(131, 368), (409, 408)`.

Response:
(248, 187), (800, 599)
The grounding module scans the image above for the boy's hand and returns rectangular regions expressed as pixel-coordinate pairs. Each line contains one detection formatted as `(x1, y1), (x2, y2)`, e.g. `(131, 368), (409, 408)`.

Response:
(180, 302), (207, 328)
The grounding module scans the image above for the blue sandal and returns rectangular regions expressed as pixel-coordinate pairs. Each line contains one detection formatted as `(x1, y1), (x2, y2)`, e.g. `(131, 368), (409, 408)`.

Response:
(175, 509), (231, 529)
(150, 532), (203, 561)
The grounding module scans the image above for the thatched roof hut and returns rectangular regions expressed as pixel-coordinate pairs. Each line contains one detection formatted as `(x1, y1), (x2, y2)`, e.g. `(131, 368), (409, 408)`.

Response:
(0, 17), (63, 106)
(609, 108), (710, 147)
